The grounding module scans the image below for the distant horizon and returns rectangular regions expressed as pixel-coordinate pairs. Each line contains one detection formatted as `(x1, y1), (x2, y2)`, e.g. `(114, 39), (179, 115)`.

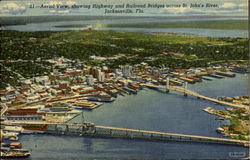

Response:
(0, 14), (248, 26)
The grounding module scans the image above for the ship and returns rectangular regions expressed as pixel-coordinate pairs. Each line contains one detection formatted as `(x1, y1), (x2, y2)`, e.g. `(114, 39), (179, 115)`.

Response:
(215, 71), (235, 77)
(0, 151), (31, 159)
(1, 147), (30, 159)
(86, 96), (115, 102)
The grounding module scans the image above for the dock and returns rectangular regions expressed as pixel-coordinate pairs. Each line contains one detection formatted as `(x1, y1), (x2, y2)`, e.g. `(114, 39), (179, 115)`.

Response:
(206, 74), (224, 79)
(122, 87), (137, 94)
(179, 77), (195, 84)
(215, 71), (236, 77)
(200, 76), (213, 81)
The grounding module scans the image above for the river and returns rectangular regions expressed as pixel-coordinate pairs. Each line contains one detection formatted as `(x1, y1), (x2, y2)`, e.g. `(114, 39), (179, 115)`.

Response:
(19, 73), (249, 159)
(1, 18), (248, 38)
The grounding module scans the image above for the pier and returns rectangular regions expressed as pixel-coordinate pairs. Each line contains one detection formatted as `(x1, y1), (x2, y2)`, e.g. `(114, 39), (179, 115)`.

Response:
(142, 83), (249, 110)
(1, 121), (249, 147)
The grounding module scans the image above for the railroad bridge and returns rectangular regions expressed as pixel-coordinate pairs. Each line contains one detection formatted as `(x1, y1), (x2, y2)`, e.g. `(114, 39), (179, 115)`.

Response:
(2, 121), (249, 147)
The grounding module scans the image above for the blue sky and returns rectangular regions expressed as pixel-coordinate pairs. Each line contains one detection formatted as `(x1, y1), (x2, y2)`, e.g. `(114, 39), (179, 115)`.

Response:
(0, 0), (248, 16)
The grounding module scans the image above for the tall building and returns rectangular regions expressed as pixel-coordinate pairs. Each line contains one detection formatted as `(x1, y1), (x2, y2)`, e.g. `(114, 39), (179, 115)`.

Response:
(86, 75), (94, 86)
(97, 72), (105, 82)
(122, 65), (132, 78)
(89, 67), (99, 78)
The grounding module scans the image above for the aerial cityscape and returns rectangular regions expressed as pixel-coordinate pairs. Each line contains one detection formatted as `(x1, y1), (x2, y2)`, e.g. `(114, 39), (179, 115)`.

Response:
(0, 0), (249, 159)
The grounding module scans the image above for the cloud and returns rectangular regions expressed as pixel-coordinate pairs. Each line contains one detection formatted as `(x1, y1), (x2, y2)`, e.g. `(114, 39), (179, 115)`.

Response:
(0, 2), (26, 15)
(220, 3), (237, 9)
(66, 1), (77, 6)
(160, 2), (248, 16)
(238, 3), (248, 9)
(217, 2), (248, 11)
(49, 9), (70, 14)
(42, 1), (73, 15)
(161, 7), (206, 15)
(48, 1), (63, 6)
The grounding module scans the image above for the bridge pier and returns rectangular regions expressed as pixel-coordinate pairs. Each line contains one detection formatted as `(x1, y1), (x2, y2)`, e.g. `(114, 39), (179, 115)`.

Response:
(166, 77), (170, 93)
(55, 124), (58, 133)
(184, 82), (188, 97)
(65, 125), (69, 133)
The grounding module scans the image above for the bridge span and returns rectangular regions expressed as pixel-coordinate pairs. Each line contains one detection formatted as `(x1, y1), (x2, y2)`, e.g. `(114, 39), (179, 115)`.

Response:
(1, 121), (249, 147)
(142, 83), (249, 110)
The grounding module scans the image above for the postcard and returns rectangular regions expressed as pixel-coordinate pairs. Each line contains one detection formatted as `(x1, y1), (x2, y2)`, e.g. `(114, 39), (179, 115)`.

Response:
(0, 0), (249, 159)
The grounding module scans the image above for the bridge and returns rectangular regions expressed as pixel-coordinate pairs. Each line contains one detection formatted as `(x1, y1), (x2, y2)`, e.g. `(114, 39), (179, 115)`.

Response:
(1, 121), (249, 147)
(142, 83), (249, 110)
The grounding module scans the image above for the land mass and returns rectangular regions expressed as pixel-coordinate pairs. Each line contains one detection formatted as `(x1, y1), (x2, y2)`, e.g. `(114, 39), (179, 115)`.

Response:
(54, 20), (248, 30)
(105, 20), (248, 30)
(0, 29), (248, 89)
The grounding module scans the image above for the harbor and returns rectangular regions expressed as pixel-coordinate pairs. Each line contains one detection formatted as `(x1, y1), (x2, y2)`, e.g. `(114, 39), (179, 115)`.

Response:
(0, 75), (249, 159)
(0, 71), (249, 159)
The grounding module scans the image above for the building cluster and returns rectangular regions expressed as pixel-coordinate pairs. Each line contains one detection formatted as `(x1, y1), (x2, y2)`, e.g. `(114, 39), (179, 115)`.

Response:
(0, 56), (248, 126)
(1, 56), (248, 106)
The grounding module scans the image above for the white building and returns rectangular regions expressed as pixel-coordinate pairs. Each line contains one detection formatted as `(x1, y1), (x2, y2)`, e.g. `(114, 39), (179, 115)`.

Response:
(97, 71), (105, 82)
(86, 75), (94, 86)
(121, 65), (132, 78)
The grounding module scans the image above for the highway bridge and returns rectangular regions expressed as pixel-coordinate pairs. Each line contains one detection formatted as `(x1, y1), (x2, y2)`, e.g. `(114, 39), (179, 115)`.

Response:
(142, 83), (249, 110)
(1, 121), (249, 147)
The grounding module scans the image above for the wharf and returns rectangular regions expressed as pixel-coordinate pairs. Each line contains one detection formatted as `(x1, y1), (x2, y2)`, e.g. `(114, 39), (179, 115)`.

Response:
(215, 71), (236, 77)
(200, 76), (213, 81)
(122, 87), (137, 94)
(179, 77), (195, 84)
(206, 74), (224, 79)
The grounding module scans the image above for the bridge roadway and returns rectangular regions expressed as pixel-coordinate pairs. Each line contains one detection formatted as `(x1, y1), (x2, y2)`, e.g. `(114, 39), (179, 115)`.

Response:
(142, 83), (249, 110)
(1, 121), (249, 147)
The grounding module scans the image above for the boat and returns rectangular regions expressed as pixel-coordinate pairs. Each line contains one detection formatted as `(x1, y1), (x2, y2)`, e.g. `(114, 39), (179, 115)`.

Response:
(203, 106), (216, 114)
(1, 147), (29, 153)
(8, 135), (18, 141)
(86, 96), (115, 102)
(9, 142), (22, 148)
(0, 150), (31, 159)
(215, 71), (235, 77)
(216, 127), (225, 133)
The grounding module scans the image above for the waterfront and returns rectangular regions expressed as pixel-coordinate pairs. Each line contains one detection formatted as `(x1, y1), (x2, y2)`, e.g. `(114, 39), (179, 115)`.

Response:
(19, 73), (249, 159)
